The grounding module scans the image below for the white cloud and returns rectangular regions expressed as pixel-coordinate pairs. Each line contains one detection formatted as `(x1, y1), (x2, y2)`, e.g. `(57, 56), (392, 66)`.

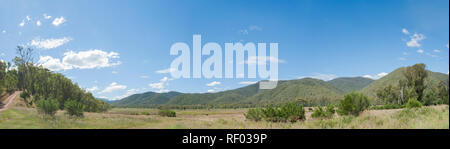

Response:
(112, 89), (139, 100)
(244, 56), (286, 65)
(62, 49), (121, 69)
(19, 20), (25, 27)
(26, 16), (31, 21)
(206, 81), (221, 87)
(446, 43), (449, 49)
(160, 77), (169, 82)
(298, 73), (337, 81)
(36, 20), (41, 26)
(407, 33), (425, 48)
(417, 49), (424, 54)
(112, 71), (118, 74)
(43, 13), (52, 19)
(29, 37), (72, 49)
(156, 68), (176, 74)
(402, 28), (409, 35)
(239, 81), (258, 85)
(207, 89), (215, 93)
(37, 56), (71, 71)
(1, 30), (5, 34)
(149, 77), (173, 92)
(52, 16), (66, 26)
(149, 82), (164, 89)
(86, 86), (99, 92)
(38, 49), (121, 71)
(398, 57), (407, 61)
(99, 82), (127, 94)
(363, 72), (388, 80)
(433, 49), (440, 53)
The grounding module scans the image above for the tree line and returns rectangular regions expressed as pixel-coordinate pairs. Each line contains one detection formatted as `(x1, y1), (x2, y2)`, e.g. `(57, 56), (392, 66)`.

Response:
(376, 63), (449, 106)
(0, 46), (110, 112)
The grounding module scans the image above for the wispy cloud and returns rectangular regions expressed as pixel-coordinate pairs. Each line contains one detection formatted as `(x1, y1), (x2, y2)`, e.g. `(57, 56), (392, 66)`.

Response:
(298, 73), (337, 81)
(99, 82), (127, 94)
(43, 13), (52, 19)
(417, 49), (424, 54)
(52, 16), (66, 26)
(363, 72), (388, 80)
(156, 68), (176, 74)
(206, 81), (221, 87)
(148, 77), (172, 93)
(407, 33), (425, 48)
(29, 37), (72, 49)
(402, 28), (409, 35)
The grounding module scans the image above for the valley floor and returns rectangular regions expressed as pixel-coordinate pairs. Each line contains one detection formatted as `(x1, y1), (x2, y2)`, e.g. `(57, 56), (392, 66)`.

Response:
(0, 105), (448, 129)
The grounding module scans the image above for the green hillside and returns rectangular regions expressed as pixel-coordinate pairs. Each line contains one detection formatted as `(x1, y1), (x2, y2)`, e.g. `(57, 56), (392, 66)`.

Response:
(111, 65), (449, 108)
(328, 77), (374, 93)
(112, 91), (182, 107)
(361, 67), (449, 99)
(243, 78), (345, 105)
(166, 82), (262, 105)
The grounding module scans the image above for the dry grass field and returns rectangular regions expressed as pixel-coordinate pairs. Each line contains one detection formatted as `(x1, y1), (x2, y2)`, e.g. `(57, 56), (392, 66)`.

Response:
(1, 103), (448, 129)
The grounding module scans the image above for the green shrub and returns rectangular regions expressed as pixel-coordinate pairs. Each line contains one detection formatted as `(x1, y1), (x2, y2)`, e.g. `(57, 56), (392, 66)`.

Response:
(141, 111), (151, 115)
(245, 108), (263, 121)
(158, 110), (176, 117)
(280, 101), (306, 122)
(311, 106), (325, 118)
(0, 87), (4, 95)
(406, 98), (422, 109)
(246, 101), (306, 122)
(36, 99), (59, 116)
(311, 104), (335, 119)
(64, 100), (84, 117)
(337, 92), (370, 116)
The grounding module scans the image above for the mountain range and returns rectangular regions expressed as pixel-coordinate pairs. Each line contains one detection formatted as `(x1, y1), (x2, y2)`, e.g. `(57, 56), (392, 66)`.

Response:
(110, 66), (448, 108)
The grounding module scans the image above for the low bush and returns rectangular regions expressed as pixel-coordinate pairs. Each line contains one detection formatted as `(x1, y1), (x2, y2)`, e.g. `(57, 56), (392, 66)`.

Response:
(244, 108), (263, 121)
(141, 111), (151, 115)
(337, 92), (370, 116)
(246, 101), (305, 123)
(158, 110), (176, 117)
(64, 100), (84, 117)
(36, 99), (59, 116)
(311, 104), (335, 119)
(406, 98), (422, 109)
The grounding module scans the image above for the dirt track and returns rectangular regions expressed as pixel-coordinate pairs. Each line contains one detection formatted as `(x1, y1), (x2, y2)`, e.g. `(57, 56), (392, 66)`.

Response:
(0, 91), (20, 112)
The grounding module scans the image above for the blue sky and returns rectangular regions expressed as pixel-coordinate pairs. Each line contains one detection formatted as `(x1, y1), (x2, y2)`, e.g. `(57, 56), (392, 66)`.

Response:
(0, 0), (448, 100)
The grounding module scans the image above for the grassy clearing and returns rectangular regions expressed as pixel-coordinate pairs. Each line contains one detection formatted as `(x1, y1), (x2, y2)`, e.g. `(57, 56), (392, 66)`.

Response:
(0, 105), (448, 129)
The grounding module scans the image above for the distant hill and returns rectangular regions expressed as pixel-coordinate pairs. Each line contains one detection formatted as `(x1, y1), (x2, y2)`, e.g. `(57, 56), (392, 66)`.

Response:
(242, 78), (345, 105)
(328, 77), (374, 93)
(361, 67), (449, 99)
(166, 82), (262, 105)
(111, 91), (182, 108)
(113, 78), (349, 107)
(112, 65), (449, 108)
